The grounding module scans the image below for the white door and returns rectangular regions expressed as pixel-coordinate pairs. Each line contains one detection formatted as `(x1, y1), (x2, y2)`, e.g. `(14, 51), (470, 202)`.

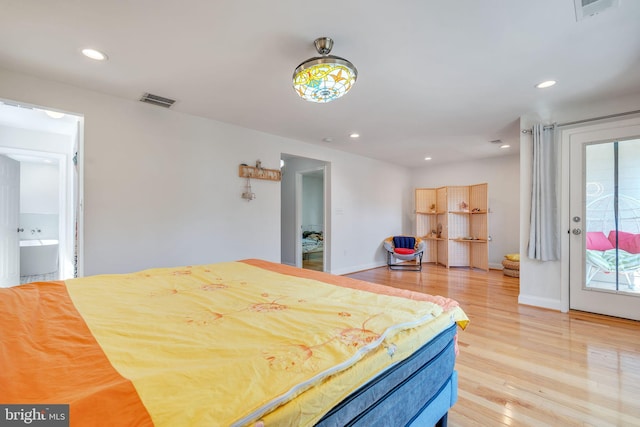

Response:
(0, 155), (20, 287)
(567, 118), (640, 320)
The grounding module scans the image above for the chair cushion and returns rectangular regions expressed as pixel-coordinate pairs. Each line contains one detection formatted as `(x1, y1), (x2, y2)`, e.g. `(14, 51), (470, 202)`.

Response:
(394, 247), (415, 255)
(504, 253), (520, 262)
(608, 230), (640, 254)
(586, 231), (614, 251)
(393, 236), (416, 250)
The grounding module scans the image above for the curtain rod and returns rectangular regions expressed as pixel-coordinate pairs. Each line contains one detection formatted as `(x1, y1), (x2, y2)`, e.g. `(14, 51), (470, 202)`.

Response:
(521, 109), (640, 134)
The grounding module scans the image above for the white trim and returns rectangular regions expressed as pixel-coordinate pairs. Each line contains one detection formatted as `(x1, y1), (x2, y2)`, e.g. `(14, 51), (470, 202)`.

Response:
(518, 294), (562, 311)
(295, 165), (328, 271)
(561, 114), (640, 319)
(330, 262), (386, 276)
(322, 164), (330, 273)
(75, 117), (84, 278)
(294, 171), (303, 268)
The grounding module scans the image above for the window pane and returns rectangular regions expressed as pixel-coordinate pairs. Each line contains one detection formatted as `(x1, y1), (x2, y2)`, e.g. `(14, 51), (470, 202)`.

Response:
(585, 139), (640, 292)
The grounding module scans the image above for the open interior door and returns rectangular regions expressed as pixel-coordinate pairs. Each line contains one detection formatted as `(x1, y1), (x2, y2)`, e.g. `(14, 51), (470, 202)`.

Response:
(0, 155), (20, 287)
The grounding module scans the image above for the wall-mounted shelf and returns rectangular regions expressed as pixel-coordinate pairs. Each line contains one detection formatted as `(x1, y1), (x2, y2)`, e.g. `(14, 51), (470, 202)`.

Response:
(239, 165), (281, 181)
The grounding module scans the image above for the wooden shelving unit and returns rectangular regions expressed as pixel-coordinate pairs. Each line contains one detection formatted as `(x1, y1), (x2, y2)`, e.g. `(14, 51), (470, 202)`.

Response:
(415, 183), (488, 271)
(238, 165), (281, 181)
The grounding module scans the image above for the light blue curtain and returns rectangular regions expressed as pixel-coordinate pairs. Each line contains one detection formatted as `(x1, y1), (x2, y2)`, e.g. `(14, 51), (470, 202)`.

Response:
(528, 124), (560, 261)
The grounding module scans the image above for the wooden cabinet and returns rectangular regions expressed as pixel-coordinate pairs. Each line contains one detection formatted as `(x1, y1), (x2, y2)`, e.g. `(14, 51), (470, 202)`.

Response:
(415, 183), (488, 271)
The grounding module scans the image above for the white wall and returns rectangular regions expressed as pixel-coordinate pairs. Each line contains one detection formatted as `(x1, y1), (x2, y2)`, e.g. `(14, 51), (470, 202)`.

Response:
(20, 162), (59, 214)
(411, 154), (520, 268)
(19, 162), (60, 241)
(0, 68), (411, 276)
(279, 153), (410, 274)
(519, 93), (640, 311)
(302, 174), (323, 227)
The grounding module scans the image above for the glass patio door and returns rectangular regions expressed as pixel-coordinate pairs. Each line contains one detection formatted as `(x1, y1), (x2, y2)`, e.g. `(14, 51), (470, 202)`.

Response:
(568, 122), (640, 320)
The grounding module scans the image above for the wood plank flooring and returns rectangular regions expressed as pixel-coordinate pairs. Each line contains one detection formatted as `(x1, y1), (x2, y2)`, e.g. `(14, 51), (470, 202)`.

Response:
(302, 251), (323, 271)
(344, 264), (640, 427)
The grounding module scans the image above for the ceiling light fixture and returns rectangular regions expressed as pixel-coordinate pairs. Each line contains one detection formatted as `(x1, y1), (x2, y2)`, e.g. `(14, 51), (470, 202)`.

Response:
(500, 144), (511, 149)
(81, 48), (108, 61)
(424, 157), (432, 161)
(293, 37), (357, 103)
(349, 133), (360, 138)
(43, 110), (65, 119)
(536, 80), (556, 89)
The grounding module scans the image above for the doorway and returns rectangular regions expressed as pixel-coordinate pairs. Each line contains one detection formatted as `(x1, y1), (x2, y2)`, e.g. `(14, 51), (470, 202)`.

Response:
(280, 154), (329, 272)
(0, 101), (82, 287)
(298, 168), (325, 271)
(566, 117), (640, 320)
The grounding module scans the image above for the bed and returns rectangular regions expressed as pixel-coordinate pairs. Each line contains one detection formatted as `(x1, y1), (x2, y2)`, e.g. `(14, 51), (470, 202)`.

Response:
(0, 259), (468, 426)
(302, 225), (324, 259)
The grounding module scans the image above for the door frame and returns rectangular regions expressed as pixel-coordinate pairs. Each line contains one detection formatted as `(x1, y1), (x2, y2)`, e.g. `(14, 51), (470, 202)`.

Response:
(0, 155), (20, 286)
(561, 114), (640, 318)
(0, 147), (73, 282)
(295, 165), (328, 270)
(0, 100), (84, 282)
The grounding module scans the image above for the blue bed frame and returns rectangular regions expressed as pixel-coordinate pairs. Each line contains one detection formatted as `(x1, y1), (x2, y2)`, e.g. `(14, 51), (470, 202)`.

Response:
(315, 322), (458, 427)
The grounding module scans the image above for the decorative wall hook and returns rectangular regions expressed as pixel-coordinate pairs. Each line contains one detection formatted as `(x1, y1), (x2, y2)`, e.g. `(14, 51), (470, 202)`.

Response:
(241, 177), (256, 201)
(238, 164), (281, 181)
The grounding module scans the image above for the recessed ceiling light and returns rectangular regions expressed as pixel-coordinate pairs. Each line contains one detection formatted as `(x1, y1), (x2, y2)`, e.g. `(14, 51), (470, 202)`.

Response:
(424, 157), (432, 161)
(322, 137), (333, 143)
(536, 80), (556, 89)
(349, 133), (360, 138)
(500, 144), (511, 149)
(82, 48), (108, 61)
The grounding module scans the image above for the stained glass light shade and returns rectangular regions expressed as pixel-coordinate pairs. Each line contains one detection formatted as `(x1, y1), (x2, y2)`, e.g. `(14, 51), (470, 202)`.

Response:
(293, 38), (357, 103)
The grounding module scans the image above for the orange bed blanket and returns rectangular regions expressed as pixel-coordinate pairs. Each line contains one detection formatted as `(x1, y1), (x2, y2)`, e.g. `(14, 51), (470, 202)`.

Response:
(0, 280), (154, 425)
(0, 259), (467, 426)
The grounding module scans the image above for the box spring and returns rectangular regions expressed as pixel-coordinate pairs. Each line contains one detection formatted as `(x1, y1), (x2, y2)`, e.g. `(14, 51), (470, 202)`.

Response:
(315, 322), (458, 426)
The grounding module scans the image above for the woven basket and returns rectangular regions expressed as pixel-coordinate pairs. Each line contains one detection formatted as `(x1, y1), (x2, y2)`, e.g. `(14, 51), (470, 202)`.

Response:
(501, 259), (520, 270)
(503, 268), (519, 278)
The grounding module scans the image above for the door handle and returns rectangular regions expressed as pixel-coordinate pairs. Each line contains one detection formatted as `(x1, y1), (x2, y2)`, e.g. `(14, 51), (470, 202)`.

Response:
(17, 227), (24, 232)
(572, 228), (582, 235)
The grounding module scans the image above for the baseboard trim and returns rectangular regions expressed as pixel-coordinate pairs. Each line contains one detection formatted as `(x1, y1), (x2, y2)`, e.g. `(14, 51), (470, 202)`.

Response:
(518, 294), (562, 311)
(331, 262), (387, 276)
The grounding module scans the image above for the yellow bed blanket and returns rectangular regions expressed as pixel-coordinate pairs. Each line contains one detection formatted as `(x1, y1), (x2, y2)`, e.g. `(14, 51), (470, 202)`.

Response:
(1, 259), (467, 426)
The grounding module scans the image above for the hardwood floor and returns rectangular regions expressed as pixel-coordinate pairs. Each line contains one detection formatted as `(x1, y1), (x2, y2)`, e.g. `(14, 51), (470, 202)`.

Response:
(302, 251), (323, 271)
(344, 264), (640, 427)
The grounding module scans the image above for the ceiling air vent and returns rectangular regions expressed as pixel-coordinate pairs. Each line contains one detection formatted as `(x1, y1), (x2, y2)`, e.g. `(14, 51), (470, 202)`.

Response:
(574, 0), (618, 21)
(140, 93), (176, 108)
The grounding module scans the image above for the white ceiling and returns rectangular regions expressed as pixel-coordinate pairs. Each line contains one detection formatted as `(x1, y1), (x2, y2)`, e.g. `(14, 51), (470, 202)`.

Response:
(1, 0), (639, 168)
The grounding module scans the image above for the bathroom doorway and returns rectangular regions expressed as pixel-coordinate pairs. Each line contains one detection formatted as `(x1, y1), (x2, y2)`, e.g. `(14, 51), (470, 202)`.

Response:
(0, 100), (82, 287)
